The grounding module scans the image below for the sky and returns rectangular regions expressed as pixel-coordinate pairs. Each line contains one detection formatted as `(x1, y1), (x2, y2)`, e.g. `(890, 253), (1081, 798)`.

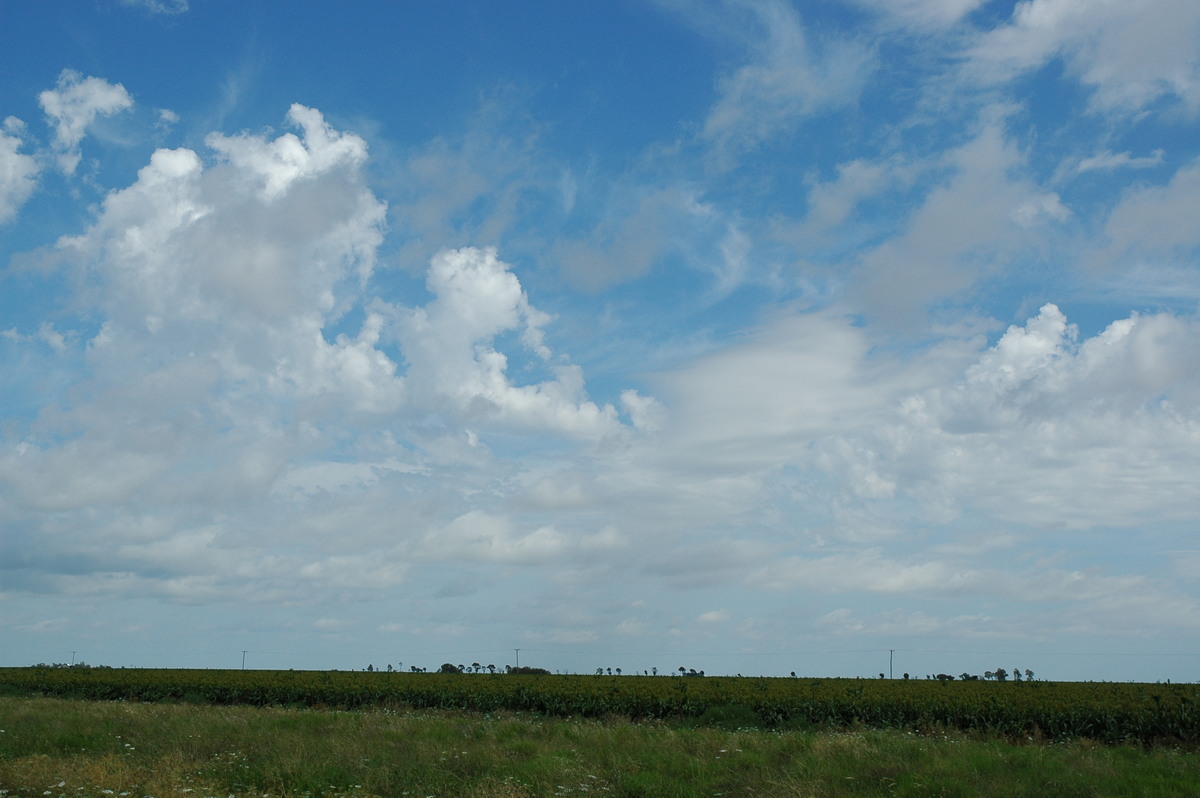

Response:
(1, 0), (1199, 683)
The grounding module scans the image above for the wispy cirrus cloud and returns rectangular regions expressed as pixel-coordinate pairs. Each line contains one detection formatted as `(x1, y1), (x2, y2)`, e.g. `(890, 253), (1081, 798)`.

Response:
(654, 0), (874, 167)
(968, 0), (1200, 114)
(119, 0), (189, 15)
(700, 0), (875, 166)
(1075, 148), (1165, 174)
(848, 0), (988, 30)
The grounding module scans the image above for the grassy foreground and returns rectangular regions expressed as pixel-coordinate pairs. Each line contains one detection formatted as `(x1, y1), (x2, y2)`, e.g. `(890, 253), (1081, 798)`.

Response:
(2, 697), (1198, 797)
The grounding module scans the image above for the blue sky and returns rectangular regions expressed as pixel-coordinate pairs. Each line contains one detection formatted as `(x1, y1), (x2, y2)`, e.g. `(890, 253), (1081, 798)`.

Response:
(2, 0), (1199, 682)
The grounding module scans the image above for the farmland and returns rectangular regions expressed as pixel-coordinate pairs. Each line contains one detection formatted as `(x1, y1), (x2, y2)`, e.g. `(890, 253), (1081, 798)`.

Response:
(1, 666), (1196, 745)
(2, 699), (1199, 797)
(2, 669), (1199, 797)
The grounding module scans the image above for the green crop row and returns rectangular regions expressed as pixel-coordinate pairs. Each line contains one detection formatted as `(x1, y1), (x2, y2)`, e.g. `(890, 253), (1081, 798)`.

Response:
(1, 667), (1195, 745)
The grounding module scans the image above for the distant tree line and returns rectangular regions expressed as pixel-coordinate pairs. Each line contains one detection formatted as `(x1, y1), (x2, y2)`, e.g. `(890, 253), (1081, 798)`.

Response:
(423, 663), (549, 675)
(925, 668), (1035, 682)
(358, 663), (1040, 681)
(31, 659), (1043, 681)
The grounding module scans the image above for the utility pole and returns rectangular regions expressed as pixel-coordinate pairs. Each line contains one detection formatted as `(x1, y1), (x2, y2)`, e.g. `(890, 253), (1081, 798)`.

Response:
(889, 649), (894, 679)
(241, 650), (247, 670)
(514, 649), (520, 669)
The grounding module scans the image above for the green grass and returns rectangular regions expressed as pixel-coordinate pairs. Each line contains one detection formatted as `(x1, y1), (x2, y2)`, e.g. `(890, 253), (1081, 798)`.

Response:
(1, 696), (1197, 797)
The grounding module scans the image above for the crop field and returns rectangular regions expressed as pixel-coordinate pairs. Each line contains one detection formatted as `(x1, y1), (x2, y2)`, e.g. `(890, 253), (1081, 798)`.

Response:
(2, 696), (1199, 797)
(2, 669), (1199, 797)
(1, 667), (1197, 746)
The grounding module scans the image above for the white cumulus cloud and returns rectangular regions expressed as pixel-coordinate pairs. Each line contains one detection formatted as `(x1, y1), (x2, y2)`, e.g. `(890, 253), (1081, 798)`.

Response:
(856, 304), (1200, 528)
(0, 119), (39, 223)
(38, 70), (134, 174)
(396, 246), (625, 439)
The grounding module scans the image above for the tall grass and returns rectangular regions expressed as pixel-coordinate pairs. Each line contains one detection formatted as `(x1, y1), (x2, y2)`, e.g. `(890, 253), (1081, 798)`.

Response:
(1, 696), (1197, 797)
